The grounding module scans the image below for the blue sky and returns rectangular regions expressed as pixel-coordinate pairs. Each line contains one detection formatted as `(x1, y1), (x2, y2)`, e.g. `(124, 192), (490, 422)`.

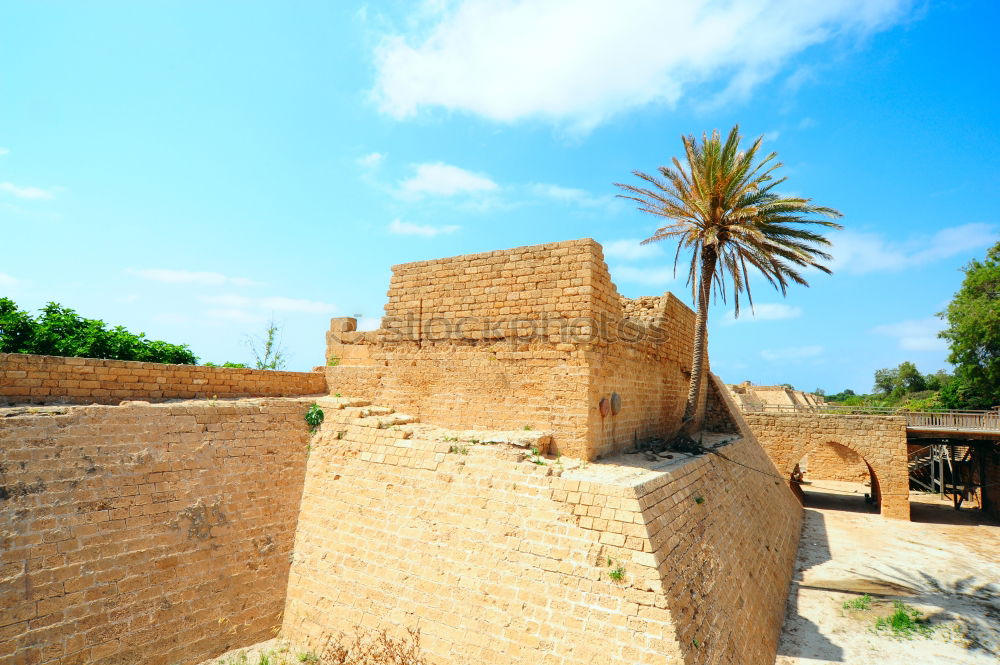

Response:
(2, 0), (998, 392)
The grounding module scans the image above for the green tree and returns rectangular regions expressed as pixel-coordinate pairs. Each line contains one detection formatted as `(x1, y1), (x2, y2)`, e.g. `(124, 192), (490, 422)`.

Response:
(247, 318), (287, 370)
(616, 126), (843, 427)
(896, 361), (926, 393)
(0, 297), (197, 364)
(923, 369), (953, 392)
(873, 366), (899, 396)
(939, 242), (1000, 409)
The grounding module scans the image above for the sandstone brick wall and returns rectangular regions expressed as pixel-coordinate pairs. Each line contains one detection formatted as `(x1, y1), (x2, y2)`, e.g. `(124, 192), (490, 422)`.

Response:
(0, 399), (311, 665)
(802, 442), (870, 482)
(324, 239), (704, 461)
(0, 353), (326, 405)
(742, 413), (910, 520)
(281, 396), (801, 665)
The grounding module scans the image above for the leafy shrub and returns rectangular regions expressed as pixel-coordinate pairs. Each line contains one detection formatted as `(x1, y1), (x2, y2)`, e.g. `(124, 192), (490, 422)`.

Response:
(0, 297), (197, 364)
(305, 403), (325, 432)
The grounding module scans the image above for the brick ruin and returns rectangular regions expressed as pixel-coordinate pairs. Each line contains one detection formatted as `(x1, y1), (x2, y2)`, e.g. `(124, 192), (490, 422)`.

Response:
(1, 239), (809, 665)
(323, 238), (704, 461)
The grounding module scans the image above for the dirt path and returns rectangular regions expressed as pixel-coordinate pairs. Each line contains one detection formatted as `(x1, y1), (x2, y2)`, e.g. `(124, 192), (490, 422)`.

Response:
(775, 482), (1000, 665)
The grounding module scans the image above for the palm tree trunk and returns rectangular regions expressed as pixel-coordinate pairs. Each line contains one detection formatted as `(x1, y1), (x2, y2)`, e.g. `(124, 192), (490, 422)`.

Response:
(682, 246), (717, 427)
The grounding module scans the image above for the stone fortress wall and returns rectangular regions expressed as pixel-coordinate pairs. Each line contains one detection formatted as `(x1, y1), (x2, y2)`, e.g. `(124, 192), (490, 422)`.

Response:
(2, 238), (806, 665)
(281, 377), (802, 665)
(324, 238), (704, 461)
(1, 399), (311, 665)
(0, 353), (327, 405)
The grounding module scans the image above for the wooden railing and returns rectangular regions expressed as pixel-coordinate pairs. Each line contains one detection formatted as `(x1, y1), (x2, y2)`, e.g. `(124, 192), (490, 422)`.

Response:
(741, 404), (1000, 432)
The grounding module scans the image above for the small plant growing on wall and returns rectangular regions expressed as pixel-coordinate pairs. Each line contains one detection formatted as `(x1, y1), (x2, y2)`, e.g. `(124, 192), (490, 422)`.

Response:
(327, 355), (341, 367)
(305, 403), (325, 433)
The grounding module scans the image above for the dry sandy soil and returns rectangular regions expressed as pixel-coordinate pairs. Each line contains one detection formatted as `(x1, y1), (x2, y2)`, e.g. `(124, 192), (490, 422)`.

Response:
(775, 482), (1000, 665)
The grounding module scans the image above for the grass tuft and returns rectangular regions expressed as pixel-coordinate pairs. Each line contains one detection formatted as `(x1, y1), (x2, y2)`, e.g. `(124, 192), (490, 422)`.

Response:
(873, 601), (934, 639)
(842, 593), (873, 611)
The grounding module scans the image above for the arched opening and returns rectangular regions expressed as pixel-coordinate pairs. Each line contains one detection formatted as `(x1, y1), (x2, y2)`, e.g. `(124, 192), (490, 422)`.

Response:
(790, 442), (880, 514)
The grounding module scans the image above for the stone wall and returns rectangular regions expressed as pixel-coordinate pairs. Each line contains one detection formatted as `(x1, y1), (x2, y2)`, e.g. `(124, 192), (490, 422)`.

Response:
(0, 399), (310, 665)
(0, 353), (326, 405)
(324, 239), (703, 461)
(281, 391), (801, 665)
(742, 412), (910, 520)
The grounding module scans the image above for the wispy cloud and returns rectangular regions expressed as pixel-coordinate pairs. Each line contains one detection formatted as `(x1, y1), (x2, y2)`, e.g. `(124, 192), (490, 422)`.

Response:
(205, 309), (267, 324)
(531, 183), (617, 210)
(399, 162), (498, 197)
(0, 182), (54, 200)
(126, 268), (262, 287)
(0, 148), (9, 156)
(830, 223), (996, 275)
(872, 317), (947, 352)
(153, 312), (190, 325)
(724, 303), (802, 325)
(610, 265), (675, 287)
(602, 239), (664, 261)
(200, 294), (337, 314)
(388, 219), (460, 237)
(760, 345), (823, 361)
(358, 152), (384, 168)
(373, 0), (915, 131)
(0, 272), (18, 287)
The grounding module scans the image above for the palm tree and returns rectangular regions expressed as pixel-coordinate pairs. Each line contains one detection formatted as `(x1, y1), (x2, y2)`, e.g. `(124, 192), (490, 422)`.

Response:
(615, 125), (843, 428)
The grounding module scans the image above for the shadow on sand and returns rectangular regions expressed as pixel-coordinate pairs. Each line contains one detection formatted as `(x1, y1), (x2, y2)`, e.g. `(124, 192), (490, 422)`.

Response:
(775, 508), (844, 662)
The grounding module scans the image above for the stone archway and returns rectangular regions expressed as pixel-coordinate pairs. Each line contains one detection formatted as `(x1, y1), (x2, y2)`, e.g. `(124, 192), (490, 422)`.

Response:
(801, 441), (870, 482)
(792, 440), (880, 512)
(741, 412), (910, 520)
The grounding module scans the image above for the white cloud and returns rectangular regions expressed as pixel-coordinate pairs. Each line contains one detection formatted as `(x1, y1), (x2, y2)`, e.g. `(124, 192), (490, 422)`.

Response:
(205, 309), (267, 324)
(400, 162), (498, 197)
(602, 239), (664, 261)
(200, 294), (337, 314)
(831, 223), (997, 275)
(760, 345), (823, 361)
(872, 317), (947, 352)
(0, 272), (18, 287)
(0, 148), (9, 156)
(358, 152), (384, 168)
(153, 312), (190, 325)
(373, 0), (914, 130)
(126, 268), (261, 287)
(610, 265), (675, 287)
(357, 316), (382, 331)
(724, 303), (802, 324)
(531, 183), (616, 210)
(0, 182), (54, 200)
(388, 219), (461, 237)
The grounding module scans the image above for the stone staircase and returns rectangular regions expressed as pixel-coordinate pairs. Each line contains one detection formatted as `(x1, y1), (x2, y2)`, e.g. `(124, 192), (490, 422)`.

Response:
(310, 394), (553, 453)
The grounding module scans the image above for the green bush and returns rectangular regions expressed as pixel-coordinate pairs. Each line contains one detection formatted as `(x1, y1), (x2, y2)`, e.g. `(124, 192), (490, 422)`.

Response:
(0, 297), (197, 364)
(305, 403), (325, 432)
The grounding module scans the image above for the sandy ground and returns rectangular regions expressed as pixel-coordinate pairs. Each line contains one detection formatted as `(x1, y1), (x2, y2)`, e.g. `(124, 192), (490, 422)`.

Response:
(775, 481), (1000, 665)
